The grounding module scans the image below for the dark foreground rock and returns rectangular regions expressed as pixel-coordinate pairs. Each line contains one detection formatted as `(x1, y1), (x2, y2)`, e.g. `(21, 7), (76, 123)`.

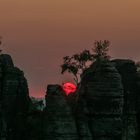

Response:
(0, 54), (30, 140)
(43, 59), (140, 140)
(76, 60), (124, 140)
(1, 53), (140, 140)
(112, 59), (140, 140)
(43, 85), (79, 140)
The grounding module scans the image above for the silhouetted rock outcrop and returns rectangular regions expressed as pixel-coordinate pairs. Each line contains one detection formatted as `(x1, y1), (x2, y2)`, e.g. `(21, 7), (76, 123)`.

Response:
(0, 54), (30, 140)
(43, 85), (79, 140)
(76, 60), (124, 140)
(43, 59), (140, 140)
(1, 53), (140, 140)
(112, 59), (140, 140)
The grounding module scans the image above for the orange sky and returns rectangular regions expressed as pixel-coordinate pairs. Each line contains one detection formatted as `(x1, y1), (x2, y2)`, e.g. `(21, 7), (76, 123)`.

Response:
(0, 0), (140, 97)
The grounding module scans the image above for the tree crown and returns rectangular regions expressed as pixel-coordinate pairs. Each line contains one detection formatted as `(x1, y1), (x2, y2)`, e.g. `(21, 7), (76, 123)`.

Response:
(61, 40), (110, 84)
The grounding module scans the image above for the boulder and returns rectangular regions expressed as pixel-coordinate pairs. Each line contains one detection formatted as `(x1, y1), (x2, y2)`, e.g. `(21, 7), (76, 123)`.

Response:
(0, 54), (30, 140)
(112, 59), (139, 140)
(76, 60), (123, 140)
(44, 84), (79, 140)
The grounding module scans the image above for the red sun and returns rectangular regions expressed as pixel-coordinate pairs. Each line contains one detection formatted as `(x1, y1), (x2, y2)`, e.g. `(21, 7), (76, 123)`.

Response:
(62, 82), (77, 95)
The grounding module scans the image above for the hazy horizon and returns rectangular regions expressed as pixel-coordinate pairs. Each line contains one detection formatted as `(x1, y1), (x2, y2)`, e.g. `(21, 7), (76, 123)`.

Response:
(1, 0), (140, 97)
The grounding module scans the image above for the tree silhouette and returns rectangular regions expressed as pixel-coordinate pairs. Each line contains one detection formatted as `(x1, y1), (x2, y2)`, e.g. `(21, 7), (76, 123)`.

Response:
(61, 40), (110, 84)
(61, 49), (93, 84)
(93, 40), (110, 60)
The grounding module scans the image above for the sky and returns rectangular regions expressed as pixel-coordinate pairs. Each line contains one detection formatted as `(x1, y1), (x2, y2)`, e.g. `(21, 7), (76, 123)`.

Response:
(0, 0), (140, 97)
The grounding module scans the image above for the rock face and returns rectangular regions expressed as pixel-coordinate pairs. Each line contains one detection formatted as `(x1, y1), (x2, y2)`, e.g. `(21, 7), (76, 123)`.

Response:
(1, 53), (140, 140)
(0, 54), (30, 140)
(43, 59), (140, 140)
(137, 70), (140, 140)
(76, 60), (124, 140)
(112, 59), (140, 140)
(43, 85), (79, 140)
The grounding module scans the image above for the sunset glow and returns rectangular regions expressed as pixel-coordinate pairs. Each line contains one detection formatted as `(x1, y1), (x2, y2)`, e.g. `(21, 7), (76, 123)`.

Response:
(1, 0), (140, 97)
(62, 82), (77, 95)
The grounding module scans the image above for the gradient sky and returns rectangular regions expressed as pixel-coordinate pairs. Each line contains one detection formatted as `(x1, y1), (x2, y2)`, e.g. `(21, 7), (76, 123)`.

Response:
(0, 0), (140, 97)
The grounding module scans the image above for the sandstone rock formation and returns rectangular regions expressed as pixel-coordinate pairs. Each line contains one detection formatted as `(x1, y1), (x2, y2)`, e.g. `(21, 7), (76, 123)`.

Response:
(76, 60), (124, 140)
(43, 85), (79, 140)
(112, 59), (140, 140)
(0, 54), (30, 140)
(1, 53), (140, 140)
(43, 59), (140, 140)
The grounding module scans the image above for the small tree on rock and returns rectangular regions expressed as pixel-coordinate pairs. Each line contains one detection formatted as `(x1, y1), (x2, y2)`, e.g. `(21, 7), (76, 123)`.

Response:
(61, 40), (110, 84)
(93, 40), (110, 60)
(61, 49), (93, 84)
